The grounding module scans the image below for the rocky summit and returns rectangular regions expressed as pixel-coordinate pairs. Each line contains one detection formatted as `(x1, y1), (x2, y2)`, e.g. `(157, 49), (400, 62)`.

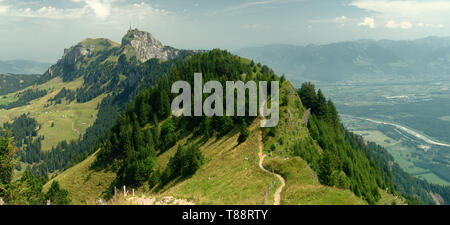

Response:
(43, 29), (184, 81)
(121, 29), (181, 62)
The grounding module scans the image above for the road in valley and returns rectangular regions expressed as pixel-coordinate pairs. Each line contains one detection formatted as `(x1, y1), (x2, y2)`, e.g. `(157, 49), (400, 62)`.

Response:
(352, 116), (450, 148)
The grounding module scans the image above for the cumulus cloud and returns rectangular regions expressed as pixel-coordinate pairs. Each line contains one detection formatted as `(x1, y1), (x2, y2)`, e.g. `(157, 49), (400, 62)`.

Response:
(350, 0), (450, 19)
(385, 20), (413, 29)
(358, 17), (375, 28)
(0, 5), (7, 14)
(81, 0), (113, 19)
(351, 0), (450, 15)
(350, 0), (450, 29)
(0, 0), (169, 21)
(0, 0), (8, 15)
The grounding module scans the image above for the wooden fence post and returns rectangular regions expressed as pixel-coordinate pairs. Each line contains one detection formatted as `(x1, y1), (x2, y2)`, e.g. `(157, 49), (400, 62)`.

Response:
(114, 186), (117, 200)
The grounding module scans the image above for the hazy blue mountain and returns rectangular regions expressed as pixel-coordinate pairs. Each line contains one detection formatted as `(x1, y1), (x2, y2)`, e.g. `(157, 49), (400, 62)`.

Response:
(0, 60), (51, 74)
(235, 36), (450, 84)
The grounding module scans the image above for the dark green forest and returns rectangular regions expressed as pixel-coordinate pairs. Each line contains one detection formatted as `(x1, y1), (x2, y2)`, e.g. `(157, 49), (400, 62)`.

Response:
(0, 135), (70, 205)
(296, 82), (450, 204)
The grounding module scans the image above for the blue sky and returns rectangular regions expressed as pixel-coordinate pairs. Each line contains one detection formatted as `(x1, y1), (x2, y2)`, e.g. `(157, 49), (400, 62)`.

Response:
(1, 0), (450, 62)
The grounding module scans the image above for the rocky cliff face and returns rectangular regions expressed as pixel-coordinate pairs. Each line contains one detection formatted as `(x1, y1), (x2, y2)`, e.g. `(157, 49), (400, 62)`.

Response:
(62, 44), (95, 66)
(121, 29), (180, 62)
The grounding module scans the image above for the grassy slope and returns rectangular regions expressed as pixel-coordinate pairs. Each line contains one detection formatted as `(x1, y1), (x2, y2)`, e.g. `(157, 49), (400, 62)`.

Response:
(43, 150), (116, 205)
(263, 157), (366, 205)
(377, 189), (406, 205)
(154, 120), (278, 205)
(0, 77), (104, 151)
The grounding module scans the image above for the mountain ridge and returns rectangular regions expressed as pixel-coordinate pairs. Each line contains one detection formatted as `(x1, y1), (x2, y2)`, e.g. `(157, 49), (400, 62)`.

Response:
(235, 36), (450, 83)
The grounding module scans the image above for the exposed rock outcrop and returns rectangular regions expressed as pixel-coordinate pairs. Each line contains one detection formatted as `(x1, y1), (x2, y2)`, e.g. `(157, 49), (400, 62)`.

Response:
(121, 29), (181, 62)
(62, 44), (95, 65)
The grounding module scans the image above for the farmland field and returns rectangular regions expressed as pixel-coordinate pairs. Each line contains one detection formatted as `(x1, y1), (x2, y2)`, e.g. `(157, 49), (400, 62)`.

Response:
(316, 80), (450, 186)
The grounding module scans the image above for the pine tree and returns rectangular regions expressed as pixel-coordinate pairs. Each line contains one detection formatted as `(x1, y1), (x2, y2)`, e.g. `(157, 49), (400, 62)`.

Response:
(280, 74), (286, 83)
(316, 89), (327, 118)
(0, 135), (15, 185)
(45, 181), (71, 205)
(298, 82), (318, 111)
(238, 124), (250, 144)
(158, 91), (170, 119)
(318, 151), (333, 185)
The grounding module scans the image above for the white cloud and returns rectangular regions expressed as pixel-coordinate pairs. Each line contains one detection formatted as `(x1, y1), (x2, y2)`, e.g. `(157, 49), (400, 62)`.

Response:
(417, 22), (444, 28)
(0, 0), (169, 21)
(0, 0), (8, 15)
(1, 6), (88, 19)
(310, 15), (349, 24)
(350, 0), (450, 29)
(358, 17), (375, 28)
(84, 0), (112, 19)
(0, 5), (8, 14)
(209, 0), (305, 16)
(350, 0), (450, 19)
(335, 16), (348, 23)
(385, 20), (413, 29)
(110, 2), (169, 23)
(72, 0), (113, 20)
(209, 0), (278, 15)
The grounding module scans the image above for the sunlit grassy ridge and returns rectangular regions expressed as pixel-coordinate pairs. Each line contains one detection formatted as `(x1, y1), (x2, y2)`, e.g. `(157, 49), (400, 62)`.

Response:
(263, 157), (366, 205)
(154, 120), (278, 205)
(43, 150), (116, 205)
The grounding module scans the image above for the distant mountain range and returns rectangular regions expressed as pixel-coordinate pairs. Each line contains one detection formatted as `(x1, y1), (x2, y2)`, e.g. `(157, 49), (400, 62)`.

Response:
(0, 60), (51, 75)
(235, 36), (450, 84)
